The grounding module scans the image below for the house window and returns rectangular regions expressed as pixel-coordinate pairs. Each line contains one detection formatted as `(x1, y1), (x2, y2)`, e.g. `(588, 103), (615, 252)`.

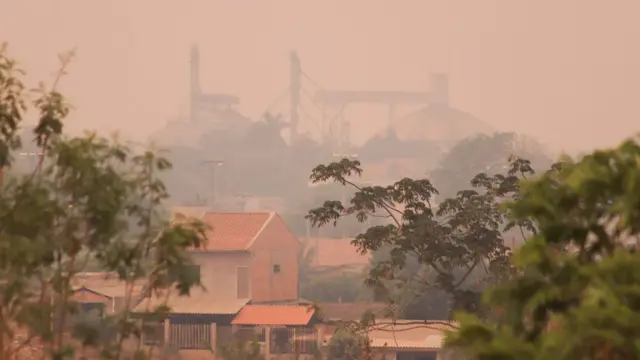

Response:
(273, 264), (281, 273)
(237, 266), (250, 299)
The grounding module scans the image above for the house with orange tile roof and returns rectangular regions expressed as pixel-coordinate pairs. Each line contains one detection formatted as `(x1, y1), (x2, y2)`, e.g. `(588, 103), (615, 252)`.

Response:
(232, 304), (322, 357)
(195, 211), (300, 304)
(166, 209), (300, 305)
(134, 210), (301, 355)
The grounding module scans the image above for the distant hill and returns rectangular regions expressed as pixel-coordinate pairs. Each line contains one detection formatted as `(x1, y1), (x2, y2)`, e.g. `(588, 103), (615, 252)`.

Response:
(394, 105), (495, 147)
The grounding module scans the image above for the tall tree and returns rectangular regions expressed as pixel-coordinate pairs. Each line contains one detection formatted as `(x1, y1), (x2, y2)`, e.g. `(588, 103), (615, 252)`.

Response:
(0, 45), (204, 360)
(447, 138), (640, 359)
(306, 158), (514, 318)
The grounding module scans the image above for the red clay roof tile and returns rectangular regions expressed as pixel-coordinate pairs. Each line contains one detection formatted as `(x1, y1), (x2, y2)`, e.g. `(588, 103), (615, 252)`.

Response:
(232, 305), (316, 326)
(200, 212), (273, 251)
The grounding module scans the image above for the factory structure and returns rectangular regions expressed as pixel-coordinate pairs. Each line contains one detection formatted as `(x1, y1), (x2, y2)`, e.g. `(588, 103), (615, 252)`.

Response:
(152, 44), (494, 154)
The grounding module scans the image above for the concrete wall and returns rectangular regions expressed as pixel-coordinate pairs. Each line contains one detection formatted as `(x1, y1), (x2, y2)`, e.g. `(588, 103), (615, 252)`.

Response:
(192, 251), (252, 301)
(249, 215), (300, 302)
(191, 214), (300, 304)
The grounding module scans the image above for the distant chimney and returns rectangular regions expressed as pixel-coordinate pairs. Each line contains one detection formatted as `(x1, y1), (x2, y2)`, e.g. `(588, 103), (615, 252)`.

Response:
(429, 73), (449, 107)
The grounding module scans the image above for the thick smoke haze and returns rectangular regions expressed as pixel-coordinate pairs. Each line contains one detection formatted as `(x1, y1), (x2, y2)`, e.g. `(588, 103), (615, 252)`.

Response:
(2, 0), (639, 154)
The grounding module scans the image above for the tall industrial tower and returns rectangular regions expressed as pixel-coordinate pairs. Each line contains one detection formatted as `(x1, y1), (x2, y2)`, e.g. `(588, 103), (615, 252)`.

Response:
(289, 51), (301, 145)
(189, 44), (201, 124)
(187, 44), (240, 125)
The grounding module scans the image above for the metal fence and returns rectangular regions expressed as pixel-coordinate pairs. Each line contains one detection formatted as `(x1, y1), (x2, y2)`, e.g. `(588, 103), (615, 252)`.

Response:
(169, 322), (211, 350)
(291, 327), (318, 355)
(270, 327), (318, 355)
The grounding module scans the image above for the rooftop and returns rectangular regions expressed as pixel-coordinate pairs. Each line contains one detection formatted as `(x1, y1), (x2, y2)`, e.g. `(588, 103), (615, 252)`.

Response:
(367, 320), (458, 350)
(200, 212), (275, 251)
(71, 272), (147, 299)
(134, 287), (248, 315)
(232, 305), (316, 326)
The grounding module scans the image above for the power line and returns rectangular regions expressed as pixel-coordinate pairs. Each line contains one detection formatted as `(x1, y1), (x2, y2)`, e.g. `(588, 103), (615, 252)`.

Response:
(300, 70), (323, 92)
(298, 87), (328, 134)
(299, 86), (323, 113)
(261, 87), (290, 117)
(299, 85), (345, 126)
(297, 102), (323, 136)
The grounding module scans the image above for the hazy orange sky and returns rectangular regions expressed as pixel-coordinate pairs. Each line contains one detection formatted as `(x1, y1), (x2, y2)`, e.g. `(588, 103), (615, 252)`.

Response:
(2, 0), (639, 154)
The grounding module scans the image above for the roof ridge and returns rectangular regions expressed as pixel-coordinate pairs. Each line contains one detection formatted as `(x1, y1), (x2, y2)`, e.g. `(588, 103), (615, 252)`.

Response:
(244, 212), (276, 249)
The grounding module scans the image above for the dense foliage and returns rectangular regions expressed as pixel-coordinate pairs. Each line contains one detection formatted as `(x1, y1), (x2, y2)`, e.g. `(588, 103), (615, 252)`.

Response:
(305, 155), (537, 318)
(218, 340), (264, 360)
(326, 329), (363, 360)
(0, 45), (205, 359)
(447, 138), (640, 359)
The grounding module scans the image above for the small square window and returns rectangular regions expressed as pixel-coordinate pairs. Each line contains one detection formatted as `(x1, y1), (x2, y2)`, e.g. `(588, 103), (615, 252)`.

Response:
(273, 264), (281, 273)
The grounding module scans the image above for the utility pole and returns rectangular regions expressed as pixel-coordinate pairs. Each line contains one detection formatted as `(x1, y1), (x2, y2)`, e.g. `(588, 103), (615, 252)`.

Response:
(201, 160), (224, 210)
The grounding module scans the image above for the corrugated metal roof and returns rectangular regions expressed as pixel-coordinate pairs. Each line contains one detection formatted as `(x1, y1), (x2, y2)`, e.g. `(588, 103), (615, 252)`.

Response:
(232, 305), (316, 326)
(367, 320), (458, 350)
(133, 288), (248, 315)
(71, 272), (147, 299)
(199, 212), (274, 251)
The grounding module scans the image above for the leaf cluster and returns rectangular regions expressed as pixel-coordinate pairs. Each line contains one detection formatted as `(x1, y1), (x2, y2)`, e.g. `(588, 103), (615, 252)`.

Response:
(0, 44), (206, 360)
(306, 156), (528, 317)
(446, 137), (640, 359)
